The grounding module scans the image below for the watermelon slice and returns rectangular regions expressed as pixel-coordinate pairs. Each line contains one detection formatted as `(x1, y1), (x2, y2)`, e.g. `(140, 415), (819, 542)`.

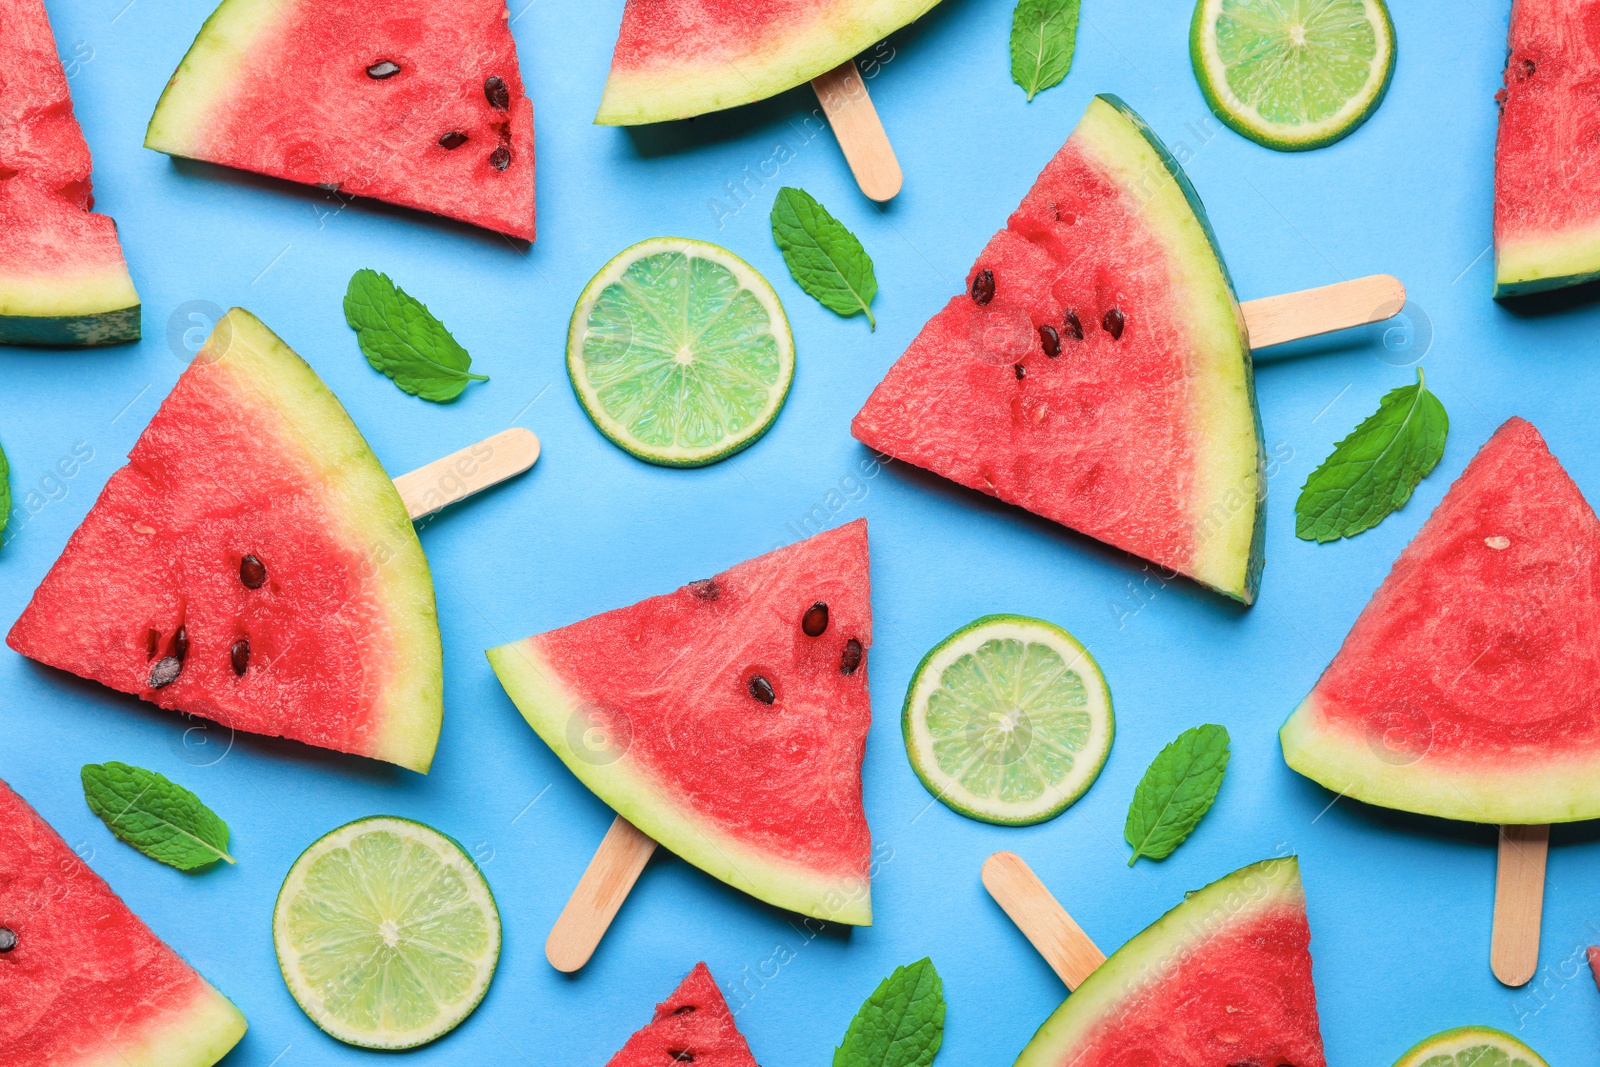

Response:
(486, 520), (874, 924)
(1282, 418), (1600, 824)
(1, 0), (140, 346)
(1492, 0), (1600, 297)
(0, 778), (247, 1066)
(608, 963), (758, 1067)
(851, 95), (1264, 603)
(7, 308), (444, 773)
(145, 0), (536, 240)
(596, 0), (943, 125)
(1015, 857), (1326, 1067)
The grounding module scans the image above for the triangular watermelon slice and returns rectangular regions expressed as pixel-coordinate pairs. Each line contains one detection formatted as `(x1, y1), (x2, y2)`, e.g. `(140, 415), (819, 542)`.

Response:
(852, 95), (1264, 603)
(145, 0), (536, 240)
(486, 520), (873, 924)
(1015, 858), (1326, 1067)
(0, 778), (248, 1066)
(596, 0), (943, 125)
(608, 963), (759, 1067)
(1283, 417), (1600, 824)
(1, 0), (140, 346)
(7, 308), (444, 772)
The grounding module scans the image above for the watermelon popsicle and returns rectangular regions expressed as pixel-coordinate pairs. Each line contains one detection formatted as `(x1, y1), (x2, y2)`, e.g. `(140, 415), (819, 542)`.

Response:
(1281, 418), (1600, 986)
(852, 94), (1405, 604)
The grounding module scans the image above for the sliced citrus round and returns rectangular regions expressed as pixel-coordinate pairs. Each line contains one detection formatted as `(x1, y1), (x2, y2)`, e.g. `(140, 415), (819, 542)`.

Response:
(902, 614), (1113, 825)
(1391, 1027), (1550, 1067)
(568, 236), (795, 467)
(1190, 0), (1396, 151)
(273, 816), (500, 1050)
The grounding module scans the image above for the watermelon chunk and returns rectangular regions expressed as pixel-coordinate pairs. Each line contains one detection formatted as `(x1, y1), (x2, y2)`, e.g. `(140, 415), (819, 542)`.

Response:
(0, 778), (247, 1067)
(596, 0), (943, 125)
(852, 95), (1264, 603)
(7, 308), (444, 772)
(486, 520), (873, 924)
(1015, 857), (1326, 1067)
(1283, 418), (1600, 824)
(608, 963), (758, 1067)
(1, 0), (140, 346)
(145, 0), (536, 240)
(1492, 0), (1600, 297)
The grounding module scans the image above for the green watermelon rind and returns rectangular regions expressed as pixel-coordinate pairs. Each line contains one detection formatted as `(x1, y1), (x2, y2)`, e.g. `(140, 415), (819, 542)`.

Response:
(144, 0), (290, 159)
(1493, 229), (1600, 299)
(595, 0), (943, 125)
(485, 639), (873, 926)
(206, 309), (444, 773)
(1014, 856), (1306, 1067)
(901, 614), (1114, 826)
(82, 983), (248, 1067)
(0, 268), (140, 346)
(0, 304), (140, 347)
(1084, 94), (1266, 604)
(1390, 1026), (1550, 1067)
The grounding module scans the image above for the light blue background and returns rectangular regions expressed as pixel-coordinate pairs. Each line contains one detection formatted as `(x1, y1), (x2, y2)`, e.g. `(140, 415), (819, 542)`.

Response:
(6, 0), (1598, 1064)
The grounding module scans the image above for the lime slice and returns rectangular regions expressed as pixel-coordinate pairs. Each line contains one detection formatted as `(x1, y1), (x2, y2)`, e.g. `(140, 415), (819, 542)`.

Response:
(902, 614), (1113, 825)
(1190, 0), (1395, 151)
(1391, 1027), (1551, 1067)
(273, 816), (500, 1050)
(568, 236), (795, 467)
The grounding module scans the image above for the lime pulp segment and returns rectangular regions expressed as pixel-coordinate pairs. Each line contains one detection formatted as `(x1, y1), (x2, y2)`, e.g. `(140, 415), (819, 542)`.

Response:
(1391, 1027), (1550, 1067)
(902, 615), (1113, 825)
(1191, 0), (1395, 150)
(568, 237), (795, 467)
(273, 816), (501, 1050)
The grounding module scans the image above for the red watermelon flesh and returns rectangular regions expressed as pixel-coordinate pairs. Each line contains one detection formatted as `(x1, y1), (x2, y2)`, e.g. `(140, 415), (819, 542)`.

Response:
(608, 963), (759, 1067)
(7, 309), (443, 773)
(1492, 0), (1600, 296)
(486, 520), (873, 924)
(1014, 858), (1325, 1067)
(851, 95), (1263, 603)
(1282, 418), (1600, 823)
(144, 0), (535, 240)
(0, 778), (247, 1066)
(0, 0), (140, 346)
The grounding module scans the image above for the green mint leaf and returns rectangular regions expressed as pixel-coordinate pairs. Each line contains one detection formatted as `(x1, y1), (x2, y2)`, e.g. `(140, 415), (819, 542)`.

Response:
(1010, 0), (1080, 100)
(1124, 724), (1230, 865)
(833, 958), (945, 1067)
(343, 268), (488, 402)
(1295, 368), (1449, 543)
(0, 438), (10, 541)
(770, 186), (878, 329)
(81, 762), (234, 871)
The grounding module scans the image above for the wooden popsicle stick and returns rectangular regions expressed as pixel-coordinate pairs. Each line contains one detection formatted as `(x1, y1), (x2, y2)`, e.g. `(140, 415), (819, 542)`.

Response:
(1491, 823), (1549, 987)
(393, 427), (540, 521)
(547, 815), (659, 972)
(1242, 274), (1406, 350)
(812, 59), (903, 202)
(982, 851), (1105, 990)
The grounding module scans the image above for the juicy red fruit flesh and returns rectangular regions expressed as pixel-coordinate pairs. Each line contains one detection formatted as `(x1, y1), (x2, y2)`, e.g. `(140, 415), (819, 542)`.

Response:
(607, 963), (758, 1067)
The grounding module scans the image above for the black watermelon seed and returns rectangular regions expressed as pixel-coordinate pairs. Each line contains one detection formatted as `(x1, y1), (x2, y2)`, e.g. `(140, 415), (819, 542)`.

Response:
(366, 60), (401, 79)
(672, 1005), (697, 1015)
(171, 625), (189, 663)
(489, 145), (512, 171)
(748, 675), (776, 705)
(240, 554), (267, 589)
(1063, 310), (1084, 341)
(1102, 308), (1126, 339)
(149, 656), (182, 689)
(841, 638), (863, 675)
(970, 269), (995, 306)
(484, 75), (510, 110)
(669, 1052), (695, 1063)
(1039, 323), (1060, 357)
(0, 927), (15, 952)
(687, 578), (720, 601)
(231, 639), (250, 677)
(439, 131), (469, 150)
(145, 628), (160, 660)
(802, 602), (829, 637)
(1014, 363), (1026, 380)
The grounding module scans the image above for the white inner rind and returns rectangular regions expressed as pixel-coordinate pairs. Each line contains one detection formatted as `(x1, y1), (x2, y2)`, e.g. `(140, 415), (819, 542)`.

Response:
(144, 0), (292, 156)
(0, 265), (139, 318)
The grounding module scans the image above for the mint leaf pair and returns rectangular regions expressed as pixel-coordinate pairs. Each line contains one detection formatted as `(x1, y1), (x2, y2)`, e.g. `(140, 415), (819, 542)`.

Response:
(834, 958), (945, 1067)
(81, 762), (234, 871)
(1011, 0), (1080, 100)
(770, 187), (878, 328)
(344, 269), (488, 402)
(1124, 724), (1230, 865)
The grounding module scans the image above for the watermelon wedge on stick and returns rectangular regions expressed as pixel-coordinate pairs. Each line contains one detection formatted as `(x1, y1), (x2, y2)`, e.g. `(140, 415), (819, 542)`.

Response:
(1, 0), (140, 346)
(486, 521), (875, 970)
(852, 94), (1404, 602)
(982, 851), (1327, 1067)
(1281, 418), (1600, 986)
(607, 962), (759, 1067)
(0, 777), (248, 1067)
(7, 309), (538, 773)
